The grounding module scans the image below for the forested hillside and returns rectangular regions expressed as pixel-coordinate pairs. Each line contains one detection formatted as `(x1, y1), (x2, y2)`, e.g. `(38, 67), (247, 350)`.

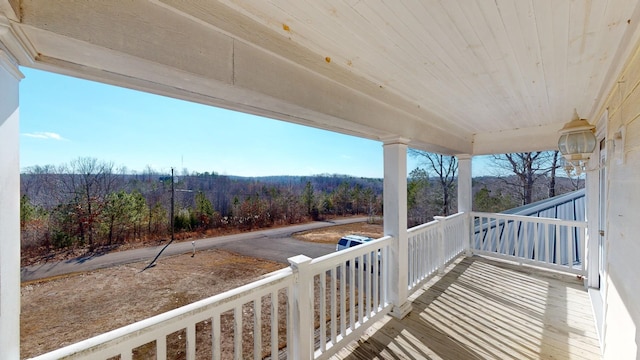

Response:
(20, 161), (384, 254)
(20, 156), (584, 260)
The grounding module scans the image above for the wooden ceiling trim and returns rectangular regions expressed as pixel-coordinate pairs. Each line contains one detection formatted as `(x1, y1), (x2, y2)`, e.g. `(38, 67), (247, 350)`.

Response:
(455, 1), (513, 129)
(241, 0), (463, 133)
(566, 0), (605, 116)
(474, 0), (537, 131)
(580, 1), (636, 117)
(493, 0), (547, 127)
(534, 0), (570, 123)
(344, 1), (470, 131)
(12, 0), (640, 154)
(443, 0), (524, 131)
(462, 1), (519, 131)
(384, 3), (458, 112)
(415, 1), (494, 129)
(392, 2), (488, 128)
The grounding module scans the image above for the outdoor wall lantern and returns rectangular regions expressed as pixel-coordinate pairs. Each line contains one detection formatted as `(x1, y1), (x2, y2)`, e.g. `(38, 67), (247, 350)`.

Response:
(558, 109), (597, 176)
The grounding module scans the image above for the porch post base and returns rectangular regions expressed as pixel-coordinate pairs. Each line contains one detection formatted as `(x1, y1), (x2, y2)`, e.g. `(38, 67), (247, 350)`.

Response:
(390, 301), (412, 319)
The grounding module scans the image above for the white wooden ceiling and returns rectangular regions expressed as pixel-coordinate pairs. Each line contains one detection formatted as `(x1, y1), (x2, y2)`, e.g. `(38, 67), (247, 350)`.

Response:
(2, 0), (640, 155)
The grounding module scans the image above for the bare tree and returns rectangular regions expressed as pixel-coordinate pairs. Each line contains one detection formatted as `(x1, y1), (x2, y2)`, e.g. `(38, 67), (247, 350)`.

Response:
(562, 165), (586, 191)
(491, 152), (556, 205)
(21, 164), (60, 209)
(548, 150), (560, 198)
(409, 149), (458, 216)
(59, 157), (118, 249)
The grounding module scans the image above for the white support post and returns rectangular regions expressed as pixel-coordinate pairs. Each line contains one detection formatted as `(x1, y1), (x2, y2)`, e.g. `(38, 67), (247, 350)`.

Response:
(457, 154), (473, 256)
(288, 255), (313, 360)
(383, 138), (411, 319)
(585, 168), (599, 289)
(0, 45), (23, 360)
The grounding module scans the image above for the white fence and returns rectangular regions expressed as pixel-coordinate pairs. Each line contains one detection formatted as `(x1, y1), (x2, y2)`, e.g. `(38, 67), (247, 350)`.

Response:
(407, 212), (468, 294)
(471, 212), (587, 275)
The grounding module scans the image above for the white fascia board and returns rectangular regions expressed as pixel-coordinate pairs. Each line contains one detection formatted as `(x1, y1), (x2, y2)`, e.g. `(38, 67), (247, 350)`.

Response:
(473, 123), (564, 155)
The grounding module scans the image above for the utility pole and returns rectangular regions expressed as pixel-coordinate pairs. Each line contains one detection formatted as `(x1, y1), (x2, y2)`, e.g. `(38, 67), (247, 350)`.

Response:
(171, 167), (175, 242)
(143, 168), (176, 271)
(142, 167), (191, 271)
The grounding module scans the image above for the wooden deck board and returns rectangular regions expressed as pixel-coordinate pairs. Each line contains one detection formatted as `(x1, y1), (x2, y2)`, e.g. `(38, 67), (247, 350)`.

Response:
(331, 256), (600, 360)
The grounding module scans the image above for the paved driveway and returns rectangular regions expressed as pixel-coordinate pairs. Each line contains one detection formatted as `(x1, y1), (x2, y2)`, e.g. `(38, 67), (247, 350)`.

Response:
(21, 217), (367, 282)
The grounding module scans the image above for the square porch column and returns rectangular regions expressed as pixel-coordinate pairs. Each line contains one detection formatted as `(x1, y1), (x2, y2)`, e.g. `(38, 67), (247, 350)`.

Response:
(0, 45), (23, 359)
(383, 138), (411, 319)
(456, 154), (473, 256)
(456, 154), (472, 213)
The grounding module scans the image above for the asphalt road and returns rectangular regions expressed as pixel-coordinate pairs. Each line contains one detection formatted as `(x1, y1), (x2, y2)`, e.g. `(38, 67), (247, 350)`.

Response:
(21, 217), (368, 282)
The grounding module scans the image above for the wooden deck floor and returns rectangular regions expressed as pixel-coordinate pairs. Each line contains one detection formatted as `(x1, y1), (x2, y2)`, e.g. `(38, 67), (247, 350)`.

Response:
(331, 256), (601, 360)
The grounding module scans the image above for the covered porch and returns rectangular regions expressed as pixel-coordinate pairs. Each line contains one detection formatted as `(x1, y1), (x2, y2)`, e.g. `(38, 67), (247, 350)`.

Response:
(2, 1), (640, 359)
(333, 256), (599, 360)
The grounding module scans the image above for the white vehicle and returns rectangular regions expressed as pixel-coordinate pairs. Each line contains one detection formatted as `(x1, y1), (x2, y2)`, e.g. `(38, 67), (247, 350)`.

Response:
(335, 234), (373, 251)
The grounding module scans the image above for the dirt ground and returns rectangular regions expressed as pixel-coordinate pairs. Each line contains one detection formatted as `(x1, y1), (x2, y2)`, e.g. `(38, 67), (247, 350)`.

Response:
(292, 221), (383, 244)
(20, 221), (383, 359)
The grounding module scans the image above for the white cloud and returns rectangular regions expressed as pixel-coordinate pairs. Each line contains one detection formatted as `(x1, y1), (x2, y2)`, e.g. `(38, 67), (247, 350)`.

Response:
(22, 132), (67, 141)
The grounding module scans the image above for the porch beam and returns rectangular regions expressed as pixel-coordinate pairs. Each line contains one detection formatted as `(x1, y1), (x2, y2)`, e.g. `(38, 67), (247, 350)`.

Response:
(382, 137), (411, 319)
(473, 124), (562, 155)
(0, 40), (23, 360)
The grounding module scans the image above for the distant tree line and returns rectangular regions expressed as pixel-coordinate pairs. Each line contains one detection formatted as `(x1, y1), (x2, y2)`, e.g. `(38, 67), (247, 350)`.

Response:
(21, 151), (585, 253)
(407, 150), (584, 226)
(20, 158), (384, 252)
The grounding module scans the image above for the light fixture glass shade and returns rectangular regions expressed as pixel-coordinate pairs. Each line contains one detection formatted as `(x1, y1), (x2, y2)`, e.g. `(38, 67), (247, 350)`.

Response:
(558, 131), (597, 159)
(557, 110), (596, 161)
(557, 110), (596, 176)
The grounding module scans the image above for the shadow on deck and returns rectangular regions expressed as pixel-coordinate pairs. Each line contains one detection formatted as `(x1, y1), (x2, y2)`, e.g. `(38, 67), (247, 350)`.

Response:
(331, 256), (600, 360)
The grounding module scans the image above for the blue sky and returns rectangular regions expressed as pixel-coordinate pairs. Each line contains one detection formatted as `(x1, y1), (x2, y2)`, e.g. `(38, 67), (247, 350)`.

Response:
(19, 67), (490, 178)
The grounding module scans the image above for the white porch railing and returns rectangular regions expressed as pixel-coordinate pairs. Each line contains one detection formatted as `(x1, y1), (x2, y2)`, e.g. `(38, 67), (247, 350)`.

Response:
(29, 235), (394, 360)
(407, 212), (468, 295)
(407, 219), (440, 292)
(471, 212), (587, 276)
(306, 235), (393, 360)
(30, 267), (295, 360)
(438, 212), (468, 264)
(28, 212), (586, 360)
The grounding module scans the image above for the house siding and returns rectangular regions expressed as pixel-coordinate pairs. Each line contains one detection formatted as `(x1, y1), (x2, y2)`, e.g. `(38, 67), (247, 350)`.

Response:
(594, 35), (640, 359)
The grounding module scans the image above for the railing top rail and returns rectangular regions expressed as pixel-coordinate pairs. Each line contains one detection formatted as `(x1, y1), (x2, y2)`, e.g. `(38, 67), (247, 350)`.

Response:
(433, 212), (465, 221)
(407, 219), (439, 234)
(408, 212), (467, 235)
(30, 267), (294, 360)
(471, 211), (587, 228)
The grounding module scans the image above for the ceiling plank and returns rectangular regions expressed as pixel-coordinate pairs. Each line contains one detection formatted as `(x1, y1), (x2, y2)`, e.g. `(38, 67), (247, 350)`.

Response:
(9, 0), (640, 155)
